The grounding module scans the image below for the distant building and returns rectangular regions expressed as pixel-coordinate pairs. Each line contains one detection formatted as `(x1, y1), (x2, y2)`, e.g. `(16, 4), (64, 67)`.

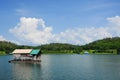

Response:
(10, 49), (41, 62)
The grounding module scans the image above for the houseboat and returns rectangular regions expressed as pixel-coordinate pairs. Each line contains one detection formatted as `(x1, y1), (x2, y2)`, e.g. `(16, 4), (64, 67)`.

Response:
(9, 49), (41, 63)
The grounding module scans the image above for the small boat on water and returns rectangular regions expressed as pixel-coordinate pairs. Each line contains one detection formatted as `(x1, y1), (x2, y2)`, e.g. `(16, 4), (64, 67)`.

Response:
(9, 49), (41, 63)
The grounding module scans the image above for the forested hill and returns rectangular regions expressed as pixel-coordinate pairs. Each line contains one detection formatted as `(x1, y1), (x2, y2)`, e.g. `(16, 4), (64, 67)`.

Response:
(0, 41), (17, 54)
(0, 37), (120, 54)
(38, 43), (82, 53)
(83, 37), (120, 50)
(0, 41), (34, 54)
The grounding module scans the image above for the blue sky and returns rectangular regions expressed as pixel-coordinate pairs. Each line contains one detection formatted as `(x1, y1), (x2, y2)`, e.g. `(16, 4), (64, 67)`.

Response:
(0, 0), (120, 45)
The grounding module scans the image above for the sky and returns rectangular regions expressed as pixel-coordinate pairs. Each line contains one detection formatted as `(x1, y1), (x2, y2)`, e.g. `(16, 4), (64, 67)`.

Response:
(0, 0), (120, 45)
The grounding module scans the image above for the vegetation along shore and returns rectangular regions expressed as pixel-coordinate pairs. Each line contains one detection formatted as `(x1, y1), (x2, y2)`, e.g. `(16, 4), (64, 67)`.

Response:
(0, 37), (120, 55)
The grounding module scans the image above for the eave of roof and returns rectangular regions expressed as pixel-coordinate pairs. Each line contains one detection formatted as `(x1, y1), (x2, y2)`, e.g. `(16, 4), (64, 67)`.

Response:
(12, 49), (32, 54)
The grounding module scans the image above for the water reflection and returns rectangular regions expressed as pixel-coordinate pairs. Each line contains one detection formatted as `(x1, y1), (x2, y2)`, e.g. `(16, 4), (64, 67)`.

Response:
(2, 55), (120, 80)
(11, 62), (41, 80)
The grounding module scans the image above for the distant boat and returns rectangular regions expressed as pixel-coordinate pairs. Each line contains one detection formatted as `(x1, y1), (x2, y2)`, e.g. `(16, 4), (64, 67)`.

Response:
(9, 53), (13, 55)
(8, 49), (41, 63)
(84, 51), (89, 54)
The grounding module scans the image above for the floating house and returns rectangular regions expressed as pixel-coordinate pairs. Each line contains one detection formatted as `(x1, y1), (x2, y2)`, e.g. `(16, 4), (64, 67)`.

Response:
(9, 49), (41, 62)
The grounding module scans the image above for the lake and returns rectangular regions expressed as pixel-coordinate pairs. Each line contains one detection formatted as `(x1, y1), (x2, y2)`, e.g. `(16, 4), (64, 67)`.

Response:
(0, 54), (120, 80)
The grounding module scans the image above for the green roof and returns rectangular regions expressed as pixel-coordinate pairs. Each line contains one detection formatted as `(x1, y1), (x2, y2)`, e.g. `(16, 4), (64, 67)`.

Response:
(30, 49), (40, 55)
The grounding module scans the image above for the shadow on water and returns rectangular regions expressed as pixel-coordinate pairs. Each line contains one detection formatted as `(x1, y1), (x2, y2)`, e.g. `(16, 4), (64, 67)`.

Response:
(11, 62), (42, 80)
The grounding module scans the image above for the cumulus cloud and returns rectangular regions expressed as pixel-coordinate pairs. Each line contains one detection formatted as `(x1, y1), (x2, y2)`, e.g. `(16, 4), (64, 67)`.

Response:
(9, 17), (53, 44)
(53, 27), (112, 45)
(107, 16), (120, 26)
(106, 16), (120, 36)
(10, 16), (120, 45)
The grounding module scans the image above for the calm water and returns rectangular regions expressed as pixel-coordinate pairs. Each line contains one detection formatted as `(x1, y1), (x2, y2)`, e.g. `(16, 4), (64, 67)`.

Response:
(0, 54), (120, 80)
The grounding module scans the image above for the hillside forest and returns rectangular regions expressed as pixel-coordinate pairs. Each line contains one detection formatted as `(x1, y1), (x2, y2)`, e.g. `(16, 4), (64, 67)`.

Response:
(0, 37), (120, 55)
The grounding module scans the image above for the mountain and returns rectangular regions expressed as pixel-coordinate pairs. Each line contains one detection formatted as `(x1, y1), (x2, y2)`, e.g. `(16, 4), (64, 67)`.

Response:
(83, 37), (120, 50)
(39, 43), (82, 53)
(0, 41), (17, 54)
(0, 37), (120, 54)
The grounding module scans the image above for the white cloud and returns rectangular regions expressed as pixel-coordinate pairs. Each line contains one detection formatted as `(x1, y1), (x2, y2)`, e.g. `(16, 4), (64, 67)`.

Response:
(53, 27), (112, 45)
(0, 35), (21, 45)
(10, 16), (120, 45)
(0, 35), (7, 41)
(107, 16), (120, 36)
(107, 16), (120, 26)
(9, 17), (53, 45)
(15, 9), (29, 16)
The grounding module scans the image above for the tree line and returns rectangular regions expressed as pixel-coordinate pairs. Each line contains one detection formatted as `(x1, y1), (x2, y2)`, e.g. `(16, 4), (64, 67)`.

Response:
(83, 37), (120, 50)
(0, 37), (120, 54)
